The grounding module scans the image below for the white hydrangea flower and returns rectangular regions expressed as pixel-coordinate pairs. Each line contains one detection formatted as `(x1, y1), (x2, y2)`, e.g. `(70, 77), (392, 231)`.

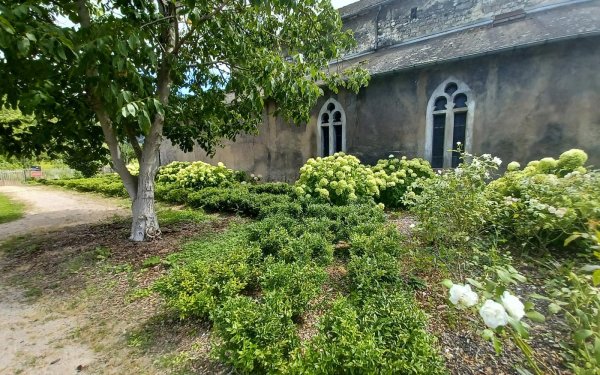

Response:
(449, 284), (478, 308)
(492, 157), (502, 166)
(479, 300), (509, 329)
(555, 208), (567, 218)
(389, 154), (394, 158)
(501, 291), (525, 320)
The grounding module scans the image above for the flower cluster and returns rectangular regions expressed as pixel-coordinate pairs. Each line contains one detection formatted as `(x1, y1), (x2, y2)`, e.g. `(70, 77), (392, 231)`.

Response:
(175, 161), (239, 190)
(448, 282), (525, 328)
(157, 161), (191, 184)
(371, 156), (435, 208)
(295, 153), (385, 205)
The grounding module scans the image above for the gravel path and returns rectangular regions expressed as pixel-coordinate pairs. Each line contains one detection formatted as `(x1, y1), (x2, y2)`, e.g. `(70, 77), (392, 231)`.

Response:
(0, 185), (129, 374)
(0, 185), (129, 241)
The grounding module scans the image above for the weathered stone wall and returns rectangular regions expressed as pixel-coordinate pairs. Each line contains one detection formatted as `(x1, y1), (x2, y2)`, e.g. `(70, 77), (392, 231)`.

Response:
(342, 0), (569, 55)
(160, 36), (600, 181)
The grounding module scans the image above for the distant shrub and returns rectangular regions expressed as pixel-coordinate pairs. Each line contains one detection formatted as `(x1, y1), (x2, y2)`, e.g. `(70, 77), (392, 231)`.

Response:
(248, 182), (294, 195)
(407, 153), (501, 247)
(156, 161), (191, 184)
(371, 155), (435, 208)
(175, 161), (241, 190)
(295, 153), (383, 205)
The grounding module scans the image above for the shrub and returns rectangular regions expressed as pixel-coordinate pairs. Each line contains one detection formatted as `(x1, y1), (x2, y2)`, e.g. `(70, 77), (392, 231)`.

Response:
(157, 161), (191, 184)
(295, 153), (384, 205)
(407, 152), (501, 247)
(347, 252), (401, 296)
(349, 224), (404, 257)
(487, 160), (600, 249)
(556, 149), (588, 175)
(292, 291), (445, 374)
(248, 182), (294, 196)
(259, 261), (326, 317)
(153, 245), (261, 319)
(175, 161), (240, 190)
(211, 294), (299, 374)
(371, 155), (435, 208)
(187, 186), (294, 217)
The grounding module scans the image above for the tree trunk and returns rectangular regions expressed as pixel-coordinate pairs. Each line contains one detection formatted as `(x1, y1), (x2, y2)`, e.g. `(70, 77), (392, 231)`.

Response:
(130, 168), (160, 241)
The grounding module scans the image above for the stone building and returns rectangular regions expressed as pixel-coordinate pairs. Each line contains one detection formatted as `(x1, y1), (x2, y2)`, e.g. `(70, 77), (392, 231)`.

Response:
(160, 0), (600, 181)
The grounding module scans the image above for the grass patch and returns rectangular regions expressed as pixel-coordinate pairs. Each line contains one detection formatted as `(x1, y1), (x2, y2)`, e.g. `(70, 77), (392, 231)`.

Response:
(0, 192), (25, 224)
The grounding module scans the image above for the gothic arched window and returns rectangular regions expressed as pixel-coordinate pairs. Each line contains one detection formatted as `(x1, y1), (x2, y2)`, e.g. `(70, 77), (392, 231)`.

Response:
(425, 79), (475, 168)
(318, 98), (346, 156)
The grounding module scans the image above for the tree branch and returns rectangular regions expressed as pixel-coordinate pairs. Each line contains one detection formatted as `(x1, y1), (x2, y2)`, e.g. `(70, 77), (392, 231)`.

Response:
(125, 125), (143, 161)
(77, 0), (137, 198)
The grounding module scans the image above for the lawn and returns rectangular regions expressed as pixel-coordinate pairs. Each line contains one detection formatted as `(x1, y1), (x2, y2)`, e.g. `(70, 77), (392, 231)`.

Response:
(0, 192), (25, 224)
(6, 149), (598, 375)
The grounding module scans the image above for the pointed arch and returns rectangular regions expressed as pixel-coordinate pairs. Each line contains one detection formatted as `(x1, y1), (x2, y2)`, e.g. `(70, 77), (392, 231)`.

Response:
(317, 98), (346, 156)
(425, 77), (475, 168)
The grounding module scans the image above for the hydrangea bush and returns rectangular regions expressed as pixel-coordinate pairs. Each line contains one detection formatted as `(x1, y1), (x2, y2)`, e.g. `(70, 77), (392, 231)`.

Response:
(157, 161), (191, 184)
(487, 149), (599, 249)
(175, 161), (243, 190)
(371, 155), (435, 208)
(295, 153), (384, 205)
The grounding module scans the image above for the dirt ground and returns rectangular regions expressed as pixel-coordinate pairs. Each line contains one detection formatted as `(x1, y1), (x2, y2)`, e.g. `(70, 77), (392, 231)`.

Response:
(0, 186), (128, 375)
(0, 185), (128, 240)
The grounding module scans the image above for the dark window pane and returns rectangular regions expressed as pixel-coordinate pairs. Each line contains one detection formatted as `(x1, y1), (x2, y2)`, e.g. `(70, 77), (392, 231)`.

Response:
(454, 93), (467, 108)
(434, 97), (447, 111)
(432, 113), (445, 168)
(452, 112), (467, 167)
(334, 125), (343, 152)
(321, 113), (329, 123)
(445, 83), (458, 95)
(333, 111), (342, 122)
(321, 126), (329, 156)
(327, 102), (335, 111)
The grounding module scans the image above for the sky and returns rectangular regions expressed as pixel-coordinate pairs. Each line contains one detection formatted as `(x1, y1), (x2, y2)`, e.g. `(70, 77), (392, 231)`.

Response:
(331, 0), (360, 9)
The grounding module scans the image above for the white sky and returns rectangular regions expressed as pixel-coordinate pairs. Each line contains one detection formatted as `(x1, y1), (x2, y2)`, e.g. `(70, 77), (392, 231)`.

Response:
(331, 0), (360, 9)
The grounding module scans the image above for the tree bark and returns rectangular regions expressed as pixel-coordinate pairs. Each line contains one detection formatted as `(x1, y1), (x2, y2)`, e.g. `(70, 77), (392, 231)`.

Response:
(129, 0), (176, 241)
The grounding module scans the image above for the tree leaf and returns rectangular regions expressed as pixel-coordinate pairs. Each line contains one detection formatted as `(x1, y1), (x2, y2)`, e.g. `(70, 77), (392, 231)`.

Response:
(138, 110), (151, 135)
(17, 37), (30, 54)
(126, 103), (136, 117)
(0, 15), (15, 34)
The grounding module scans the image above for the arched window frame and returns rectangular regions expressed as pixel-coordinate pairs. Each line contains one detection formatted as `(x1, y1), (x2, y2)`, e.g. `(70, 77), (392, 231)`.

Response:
(425, 78), (475, 168)
(317, 98), (346, 157)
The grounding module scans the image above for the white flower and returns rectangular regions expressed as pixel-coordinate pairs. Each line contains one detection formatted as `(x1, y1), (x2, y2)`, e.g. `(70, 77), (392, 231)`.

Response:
(555, 208), (567, 218)
(456, 141), (462, 146)
(547, 206), (557, 214)
(409, 223), (416, 229)
(389, 154), (394, 158)
(492, 157), (502, 166)
(449, 284), (479, 308)
(482, 154), (492, 159)
(257, 174), (263, 179)
(479, 300), (509, 329)
(501, 291), (525, 320)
